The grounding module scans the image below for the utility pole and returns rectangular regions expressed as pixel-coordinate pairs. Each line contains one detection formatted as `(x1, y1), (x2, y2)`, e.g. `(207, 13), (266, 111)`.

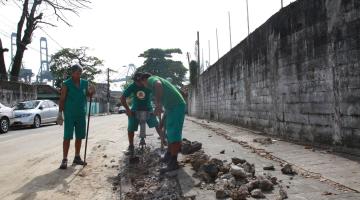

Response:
(201, 48), (204, 73)
(281, 0), (283, 8)
(216, 28), (220, 60)
(107, 68), (110, 114)
(186, 52), (191, 66)
(197, 31), (200, 74)
(246, 0), (250, 36)
(208, 40), (211, 66)
(228, 12), (232, 49)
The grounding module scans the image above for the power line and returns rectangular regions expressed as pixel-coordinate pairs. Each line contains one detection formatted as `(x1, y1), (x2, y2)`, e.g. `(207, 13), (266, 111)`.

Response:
(12, 0), (22, 11)
(8, 0), (65, 50)
(38, 27), (64, 49)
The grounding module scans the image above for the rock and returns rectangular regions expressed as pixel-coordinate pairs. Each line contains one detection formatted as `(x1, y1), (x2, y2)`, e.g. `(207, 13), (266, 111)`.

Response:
(188, 151), (209, 171)
(136, 180), (145, 187)
(207, 183), (215, 190)
(279, 186), (288, 199)
(263, 163), (275, 170)
(218, 172), (224, 177)
(210, 158), (224, 167)
(203, 163), (219, 178)
(259, 179), (274, 191)
(241, 162), (255, 177)
(196, 171), (213, 183)
(281, 164), (296, 175)
(103, 154), (107, 158)
(231, 186), (249, 200)
(181, 139), (202, 154)
(97, 145), (101, 148)
(322, 191), (333, 196)
(251, 189), (265, 198)
(270, 177), (278, 185)
(220, 150), (225, 154)
(184, 195), (196, 200)
(219, 164), (231, 173)
(220, 173), (233, 180)
(253, 137), (273, 145)
(246, 179), (260, 191)
(216, 189), (227, 199)
(194, 180), (202, 187)
(232, 157), (247, 165)
(230, 165), (247, 179)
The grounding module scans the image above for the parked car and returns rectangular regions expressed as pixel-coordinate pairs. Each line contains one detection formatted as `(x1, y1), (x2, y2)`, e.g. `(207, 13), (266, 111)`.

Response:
(13, 100), (59, 128)
(0, 103), (15, 133)
(118, 106), (126, 114)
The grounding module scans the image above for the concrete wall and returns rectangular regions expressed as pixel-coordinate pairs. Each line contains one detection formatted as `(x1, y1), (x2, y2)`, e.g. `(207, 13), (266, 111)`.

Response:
(0, 80), (37, 107)
(188, 0), (360, 148)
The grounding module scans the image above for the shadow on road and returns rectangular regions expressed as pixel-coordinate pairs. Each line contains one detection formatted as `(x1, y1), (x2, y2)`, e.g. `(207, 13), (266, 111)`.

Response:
(13, 167), (76, 200)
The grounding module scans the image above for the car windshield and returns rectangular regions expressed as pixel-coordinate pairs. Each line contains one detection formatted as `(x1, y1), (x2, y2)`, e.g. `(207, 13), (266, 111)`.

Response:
(14, 101), (40, 110)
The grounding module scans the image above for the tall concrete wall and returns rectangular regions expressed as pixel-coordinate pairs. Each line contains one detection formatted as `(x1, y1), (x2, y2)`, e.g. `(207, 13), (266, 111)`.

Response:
(0, 80), (37, 107)
(188, 0), (360, 148)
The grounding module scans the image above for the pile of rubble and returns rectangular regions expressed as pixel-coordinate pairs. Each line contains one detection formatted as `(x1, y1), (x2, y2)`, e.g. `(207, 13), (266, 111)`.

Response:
(183, 150), (290, 199)
(114, 148), (184, 200)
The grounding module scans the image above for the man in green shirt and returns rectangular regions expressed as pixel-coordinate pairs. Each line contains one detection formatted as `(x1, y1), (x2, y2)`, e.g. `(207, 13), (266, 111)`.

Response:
(120, 72), (165, 155)
(57, 64), (95, 169)
(139, 73), (186, 173)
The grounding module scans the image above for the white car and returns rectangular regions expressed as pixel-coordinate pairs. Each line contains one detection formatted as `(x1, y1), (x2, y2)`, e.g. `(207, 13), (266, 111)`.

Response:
(0, 103), (15, 133)
(13, 100), (59, 128)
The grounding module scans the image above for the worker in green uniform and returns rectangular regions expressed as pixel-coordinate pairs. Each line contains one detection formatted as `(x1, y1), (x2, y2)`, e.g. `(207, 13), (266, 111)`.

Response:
(57, 64), (95, 169)
(139, 73), (186, 173)
(120, 72), (165, 155)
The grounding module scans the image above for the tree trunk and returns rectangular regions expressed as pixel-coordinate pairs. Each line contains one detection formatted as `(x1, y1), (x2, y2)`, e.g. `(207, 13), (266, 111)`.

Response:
(0, 38), (8, 81)
(10, 48), (25, 81)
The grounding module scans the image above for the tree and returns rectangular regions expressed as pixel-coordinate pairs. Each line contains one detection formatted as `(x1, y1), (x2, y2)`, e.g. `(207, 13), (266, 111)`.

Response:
(136, 48), (188, 87)
(49, 47), (102, 88)
(0, 38), (9, 80)
(4, 0), (91, 81)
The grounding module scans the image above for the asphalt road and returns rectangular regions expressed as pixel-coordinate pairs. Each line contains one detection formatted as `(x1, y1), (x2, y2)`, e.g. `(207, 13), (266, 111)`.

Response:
(1, 114), (360, 200)
(0, 114), (129, 200)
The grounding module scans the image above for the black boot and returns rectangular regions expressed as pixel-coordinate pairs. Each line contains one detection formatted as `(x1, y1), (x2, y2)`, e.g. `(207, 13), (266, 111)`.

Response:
(160, 155), (179, 174)
(160, 151), (171, 163)
(125, 144), (135, 156)
(73, 155), (87, 165)
(59, 158), (68, 169)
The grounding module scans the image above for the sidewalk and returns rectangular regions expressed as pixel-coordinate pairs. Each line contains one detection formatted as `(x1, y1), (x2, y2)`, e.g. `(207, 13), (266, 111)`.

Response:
(186, 116), (360, 193)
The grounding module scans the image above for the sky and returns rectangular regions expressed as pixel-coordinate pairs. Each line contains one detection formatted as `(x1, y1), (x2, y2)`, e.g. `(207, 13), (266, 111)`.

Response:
(0, 0), (296, 90)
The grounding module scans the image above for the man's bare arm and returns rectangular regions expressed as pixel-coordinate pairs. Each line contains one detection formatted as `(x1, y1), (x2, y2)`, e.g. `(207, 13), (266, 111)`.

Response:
(59, 86), (67, 113)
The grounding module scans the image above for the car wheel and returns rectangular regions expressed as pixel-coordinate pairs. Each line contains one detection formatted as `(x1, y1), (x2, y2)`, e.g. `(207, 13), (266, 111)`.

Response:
(0, 117), (9, 133)
(33, 115), (41, 128)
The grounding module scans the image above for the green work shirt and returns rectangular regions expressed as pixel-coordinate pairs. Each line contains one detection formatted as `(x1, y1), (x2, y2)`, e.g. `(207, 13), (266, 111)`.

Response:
(147, 76), (186, 109)
(63, 78), (88, 117)
(123, 82), (153, 111)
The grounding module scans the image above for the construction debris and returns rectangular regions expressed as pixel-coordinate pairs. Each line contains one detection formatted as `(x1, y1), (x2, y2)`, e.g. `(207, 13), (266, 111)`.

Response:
(281, 164), (296, 175)
(253, 137), (273, 145)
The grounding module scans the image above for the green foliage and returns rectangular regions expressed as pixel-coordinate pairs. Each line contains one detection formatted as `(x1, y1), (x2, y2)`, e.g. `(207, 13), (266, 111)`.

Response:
(136, 48), (188, 87)
(189, 60), (198, 85)
(50, 47), (103, 88)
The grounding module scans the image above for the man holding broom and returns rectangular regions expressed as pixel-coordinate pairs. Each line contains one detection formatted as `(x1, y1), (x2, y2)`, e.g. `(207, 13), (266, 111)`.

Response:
(57, 64), (95, 169)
